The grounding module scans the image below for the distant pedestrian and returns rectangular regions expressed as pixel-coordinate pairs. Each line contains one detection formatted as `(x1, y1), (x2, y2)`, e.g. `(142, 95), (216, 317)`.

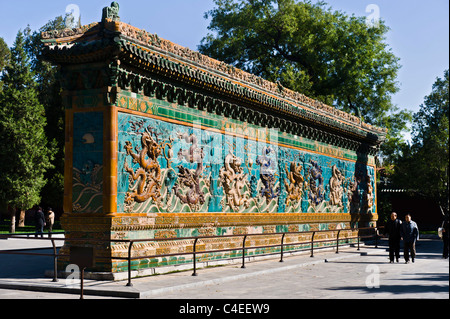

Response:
(384, 212), (402, 263)
(34, 206), (46, 238)
(400, 214), (419, 263)
(46, 207), (55, 235)
(441, 215), (449, 259)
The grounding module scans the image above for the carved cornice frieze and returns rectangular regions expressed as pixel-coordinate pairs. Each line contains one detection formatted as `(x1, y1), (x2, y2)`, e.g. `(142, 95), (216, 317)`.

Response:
(114, 40), (384, 148)
(113, 66), (378, 155)
(112, 24), (385, 131)
(41, 17), (386, 152)
(41, 22), (101, 43)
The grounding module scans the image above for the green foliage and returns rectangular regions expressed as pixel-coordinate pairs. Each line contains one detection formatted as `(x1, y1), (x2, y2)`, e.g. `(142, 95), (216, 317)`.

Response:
(0, 37), (10, 95)
(377, 106), (412, 172)
(23, 17), (66, 209)
(391, 70), (449, 213)
(0, 31), (54, 210)
(0, 16), (70, 214)
(0, 37), (9, 73)
(199, 0), (401, 127)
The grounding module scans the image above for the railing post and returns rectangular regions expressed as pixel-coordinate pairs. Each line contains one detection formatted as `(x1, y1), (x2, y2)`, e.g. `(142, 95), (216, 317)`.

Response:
(51, 239), (58, 282)
(192, 238), (199, 276)
(279, 233), (286, 262)
(357, 228), (360, 251)
(310, 231), (315, 257)
(336, 230), (341, 254)
(241, 235), (247, 269)
(375, 227), (379, 248)
(126, 241), (134, 287)
(80, 267), (86, 299)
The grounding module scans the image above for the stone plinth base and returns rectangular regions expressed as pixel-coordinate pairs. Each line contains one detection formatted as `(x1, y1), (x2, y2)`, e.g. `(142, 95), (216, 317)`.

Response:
(57, 212), (375, 277)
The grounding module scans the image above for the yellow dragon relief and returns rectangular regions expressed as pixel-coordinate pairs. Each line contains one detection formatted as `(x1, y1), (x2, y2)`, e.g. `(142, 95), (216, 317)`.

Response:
(124, 129), (162, 206)
(219, 152), (250, 211)
(284, 161), (305, 206)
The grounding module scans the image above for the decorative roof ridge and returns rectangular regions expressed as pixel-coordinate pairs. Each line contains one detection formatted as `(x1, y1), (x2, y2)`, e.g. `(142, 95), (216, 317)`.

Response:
(40, 12), (386, 137)
(112, 21), (386, 135)
(41, 22), (101, 44)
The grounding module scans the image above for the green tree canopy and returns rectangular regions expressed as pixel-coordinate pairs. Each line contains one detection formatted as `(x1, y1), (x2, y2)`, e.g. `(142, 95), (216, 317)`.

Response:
(24, 16), (67, 209)
(0, 31), (54, 217)
(0, 37), (10, 93)
(391, 70), (449, 214)
(0, 37), (9, 72)
(199, 0), (402, 127)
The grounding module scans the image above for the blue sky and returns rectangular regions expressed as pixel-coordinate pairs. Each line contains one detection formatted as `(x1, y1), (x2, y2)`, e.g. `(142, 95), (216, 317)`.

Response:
(1, 0), (448, 123)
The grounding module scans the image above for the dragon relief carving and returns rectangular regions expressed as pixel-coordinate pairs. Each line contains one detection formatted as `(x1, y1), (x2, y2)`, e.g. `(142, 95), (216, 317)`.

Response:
(346, 176), (360, 214)
(256, 146), (279, 203)
(123, 121), (175, 212)
(362, 173), (374, 212)
(219, 152), (250, 211)
(120, 120), (376, 215)
(307, 159), (324, 207)
(124, 128), (162, 206)
(329, 165), (345, 207)
(284, 162), (305, 206)
(346, 166), (374, 214)
(173, 132), (206, 210)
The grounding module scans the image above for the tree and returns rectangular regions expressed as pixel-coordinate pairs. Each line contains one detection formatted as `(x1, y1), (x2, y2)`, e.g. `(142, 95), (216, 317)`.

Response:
(0, 37), (9, 222)
(391, 70), (449, 215)
(376, 107), (412, 174)
(24, 16), (67, 211)
(0, 37), (9, 70)
(0, 37), (10, 92)
(199, 0), (402, 127)
(0, 31), (54, 233)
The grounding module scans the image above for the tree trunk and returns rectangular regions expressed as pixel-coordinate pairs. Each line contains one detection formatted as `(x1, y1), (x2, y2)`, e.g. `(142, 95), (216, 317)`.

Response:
(18, 209), (25, 227)
(9, 206), (16, 234)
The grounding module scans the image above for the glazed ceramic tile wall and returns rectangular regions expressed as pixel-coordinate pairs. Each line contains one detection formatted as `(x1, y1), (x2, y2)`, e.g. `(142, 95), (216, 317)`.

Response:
(115, 94), (376, 217)
(72, 112), (104, 213)
(43, 5), (382, 274)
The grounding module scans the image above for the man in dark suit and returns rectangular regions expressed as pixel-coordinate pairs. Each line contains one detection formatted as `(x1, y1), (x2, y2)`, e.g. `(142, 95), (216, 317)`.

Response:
(34, 206), (46, 238)
(400, 214), (419, 263)
(384, 212), (402, 263)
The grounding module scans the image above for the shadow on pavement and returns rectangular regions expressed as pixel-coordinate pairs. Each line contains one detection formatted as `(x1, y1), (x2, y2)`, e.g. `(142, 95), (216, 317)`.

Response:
(0, 248), (56, 279)
(327, 283), (449, 295)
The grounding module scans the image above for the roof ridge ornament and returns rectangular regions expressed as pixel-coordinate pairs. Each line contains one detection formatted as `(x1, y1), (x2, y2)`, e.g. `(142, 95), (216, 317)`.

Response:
(102, 2), (120, 22)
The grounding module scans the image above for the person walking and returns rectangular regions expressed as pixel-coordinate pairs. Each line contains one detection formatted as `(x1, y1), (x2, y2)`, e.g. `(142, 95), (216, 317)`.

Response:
(34, 206), (46, 238)
(46, 207), (55, 235)
(400, 214), (419, 263)
(384, 212), (402, 263)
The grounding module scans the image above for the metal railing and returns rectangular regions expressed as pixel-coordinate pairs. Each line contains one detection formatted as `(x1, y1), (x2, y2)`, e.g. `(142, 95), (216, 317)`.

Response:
(0, 227), (380, 287)
(0, 233), (64, 283)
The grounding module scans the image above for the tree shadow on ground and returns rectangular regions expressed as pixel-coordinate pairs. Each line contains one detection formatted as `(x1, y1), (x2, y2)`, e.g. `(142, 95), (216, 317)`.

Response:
(0, 248), (55, 279)
(327, 272), (449, 296)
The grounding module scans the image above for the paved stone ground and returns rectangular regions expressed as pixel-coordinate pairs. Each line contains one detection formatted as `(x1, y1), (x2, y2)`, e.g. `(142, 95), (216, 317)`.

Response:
(0, 236), (448, 301)
(156, 242), (447, 299)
